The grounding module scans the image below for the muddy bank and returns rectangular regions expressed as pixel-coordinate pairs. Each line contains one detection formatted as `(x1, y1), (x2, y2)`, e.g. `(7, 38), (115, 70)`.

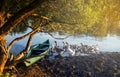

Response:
(15, 52), (120, 77)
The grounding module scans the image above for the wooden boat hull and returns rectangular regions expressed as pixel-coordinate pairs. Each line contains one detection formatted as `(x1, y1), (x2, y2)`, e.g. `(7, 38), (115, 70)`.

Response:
(24, 40), (50, 66)
(24, 49), (49, 66)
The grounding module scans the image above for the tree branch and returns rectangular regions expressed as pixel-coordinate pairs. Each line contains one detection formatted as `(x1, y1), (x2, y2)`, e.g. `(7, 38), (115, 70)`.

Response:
(7, 26), (43, 52)
(6, 23), (50, 68)
(7, 20), (52, 52)
(0, 0), (7, 28)
(13, 34), (34, 61)
(0, 0), (48, 36)
(5, 34), (35, 71)
(0, 0), (7, 13)
(48, 33), (71, 40)
(33, 15), (79, 25)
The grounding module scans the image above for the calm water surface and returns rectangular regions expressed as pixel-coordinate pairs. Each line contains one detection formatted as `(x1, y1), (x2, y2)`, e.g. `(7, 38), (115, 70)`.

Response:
(6, 28), (120, 54)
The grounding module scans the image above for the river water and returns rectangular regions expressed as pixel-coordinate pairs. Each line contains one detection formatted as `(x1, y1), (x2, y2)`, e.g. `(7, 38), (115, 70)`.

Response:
(6, 28), (120, 55)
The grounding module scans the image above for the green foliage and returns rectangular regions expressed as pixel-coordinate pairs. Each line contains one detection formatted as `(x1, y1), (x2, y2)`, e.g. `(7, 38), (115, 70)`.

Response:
(6, 0), (34, 13)
(8, 0), (120, 38)
(42, 0), (120, 38)
(10, 22), (28, 35)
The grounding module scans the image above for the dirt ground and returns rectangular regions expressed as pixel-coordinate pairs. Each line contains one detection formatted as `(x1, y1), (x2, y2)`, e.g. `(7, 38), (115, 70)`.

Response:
(5, 52), (120, 77)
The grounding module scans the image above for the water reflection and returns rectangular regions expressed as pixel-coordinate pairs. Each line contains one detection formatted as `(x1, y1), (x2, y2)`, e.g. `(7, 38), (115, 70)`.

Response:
(6, 28), (120, 55)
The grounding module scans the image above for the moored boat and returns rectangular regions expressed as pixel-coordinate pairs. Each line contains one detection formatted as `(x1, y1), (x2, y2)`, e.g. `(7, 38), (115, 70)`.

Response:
(24, 39), (50, 66)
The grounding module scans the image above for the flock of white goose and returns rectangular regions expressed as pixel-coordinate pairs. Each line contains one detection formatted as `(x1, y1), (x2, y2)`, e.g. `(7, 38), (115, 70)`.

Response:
(50, 41), (99, 57)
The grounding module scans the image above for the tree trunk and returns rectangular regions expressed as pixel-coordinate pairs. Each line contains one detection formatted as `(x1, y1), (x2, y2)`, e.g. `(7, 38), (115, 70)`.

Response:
(0, 0), (48, 75)
(0, 37), (8, 75)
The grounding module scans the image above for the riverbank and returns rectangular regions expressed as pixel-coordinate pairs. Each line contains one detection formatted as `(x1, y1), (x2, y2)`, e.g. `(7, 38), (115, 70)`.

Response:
(13, 52), (120, 77)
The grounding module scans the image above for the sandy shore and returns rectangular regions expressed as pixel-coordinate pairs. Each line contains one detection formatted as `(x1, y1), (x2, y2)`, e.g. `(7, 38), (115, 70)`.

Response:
(12, 52), (120, 77)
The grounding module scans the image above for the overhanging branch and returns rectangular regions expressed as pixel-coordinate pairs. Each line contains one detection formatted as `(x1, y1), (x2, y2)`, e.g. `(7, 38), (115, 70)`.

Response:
(0, 0), (48, 36)
(0, 0), (7, 13)
(5, 33), (35, 70)
(7, 20), (52, 52)
(33, 15), (79, 25)
(12, 21), (52, 62)
(48, 33), (71, 40)
(7, 26), (43, 52)
(13, 34), (34, 61)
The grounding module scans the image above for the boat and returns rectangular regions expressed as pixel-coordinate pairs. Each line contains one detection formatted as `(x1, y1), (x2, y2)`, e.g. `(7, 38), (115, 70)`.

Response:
(24, 39), (50, 66)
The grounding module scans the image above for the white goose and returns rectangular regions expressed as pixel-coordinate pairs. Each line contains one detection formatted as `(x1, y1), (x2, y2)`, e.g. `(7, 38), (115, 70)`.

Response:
(66, 42), (75, 56)
(91, 44), (99, 53)
(62, 42), (67, 49)
(49, 41), (64, 59)
(80, 43), (88, 53)
(54, 41), (64, 55)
